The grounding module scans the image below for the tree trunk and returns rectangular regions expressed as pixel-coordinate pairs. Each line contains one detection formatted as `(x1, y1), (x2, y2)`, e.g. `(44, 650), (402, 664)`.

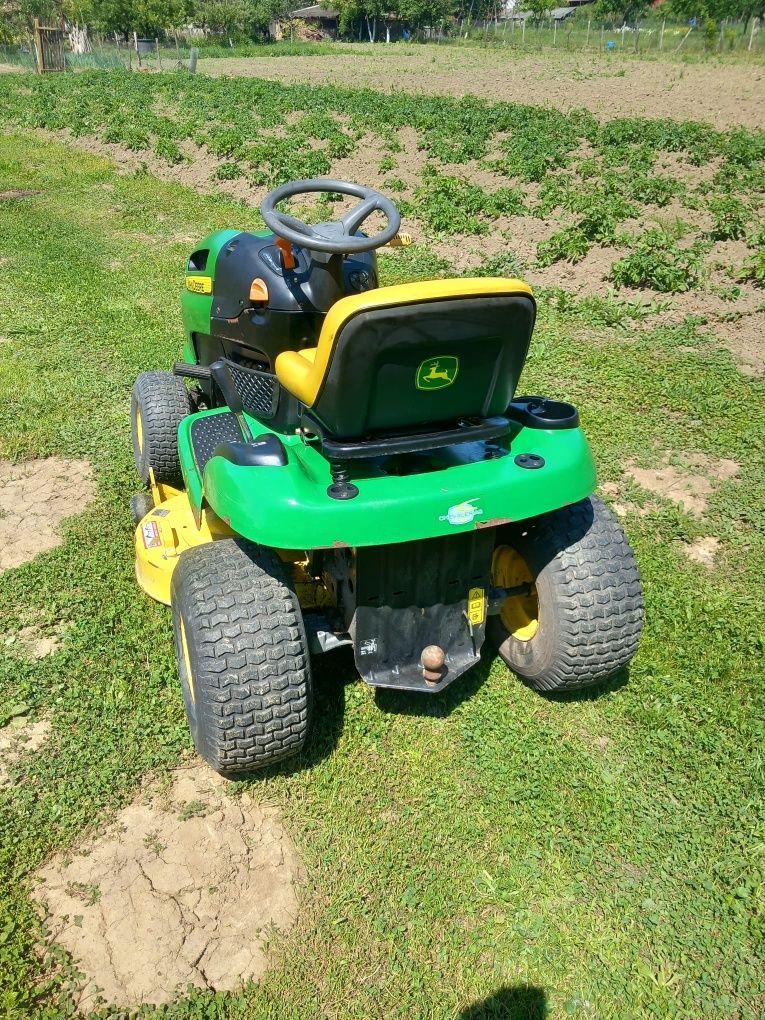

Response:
(68, 23), (92, 54)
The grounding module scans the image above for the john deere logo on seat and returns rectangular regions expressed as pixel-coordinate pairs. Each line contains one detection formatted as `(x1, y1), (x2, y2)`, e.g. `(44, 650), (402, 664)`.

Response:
(416, 356), (459, 391)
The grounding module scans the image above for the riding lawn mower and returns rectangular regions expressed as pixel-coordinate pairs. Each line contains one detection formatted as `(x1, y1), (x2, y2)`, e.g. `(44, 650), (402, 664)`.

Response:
(130, 178), (644, 777)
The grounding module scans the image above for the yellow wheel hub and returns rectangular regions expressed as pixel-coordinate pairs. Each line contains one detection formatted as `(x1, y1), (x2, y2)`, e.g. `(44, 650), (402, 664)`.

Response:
(135, 407), (144, 455)
(492, 545), (539, 642)
(179, 617), (196, 705)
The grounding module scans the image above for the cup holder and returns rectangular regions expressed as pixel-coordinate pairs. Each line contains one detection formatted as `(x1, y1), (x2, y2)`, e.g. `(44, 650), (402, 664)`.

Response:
(509, 396), (579, 430)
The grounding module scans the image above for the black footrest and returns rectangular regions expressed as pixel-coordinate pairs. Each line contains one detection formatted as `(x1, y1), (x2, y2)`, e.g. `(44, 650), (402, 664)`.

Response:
(190, 412), (241, 475)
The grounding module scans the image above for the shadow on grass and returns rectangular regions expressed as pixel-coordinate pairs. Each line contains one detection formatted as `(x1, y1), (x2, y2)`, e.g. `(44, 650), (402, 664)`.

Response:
(373, 651), (495, 719)
(534, 667), (631, 703)
(232, 647), (353, 784)
(460, 984), (547, 1019)
(233, 648), (631, 784)
(374, 645), (631, 719)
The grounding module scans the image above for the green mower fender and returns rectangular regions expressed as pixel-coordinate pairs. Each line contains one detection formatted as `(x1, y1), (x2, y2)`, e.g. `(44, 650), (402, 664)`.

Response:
(178, 410), (597, 550)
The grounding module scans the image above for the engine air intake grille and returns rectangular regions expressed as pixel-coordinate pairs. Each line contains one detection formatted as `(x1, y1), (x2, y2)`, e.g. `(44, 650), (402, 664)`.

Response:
(224, 358), (279, 419)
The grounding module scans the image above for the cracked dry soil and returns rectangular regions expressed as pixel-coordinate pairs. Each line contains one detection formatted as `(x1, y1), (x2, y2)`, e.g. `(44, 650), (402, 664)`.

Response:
(0, 458), (96, 572)
(35, 765), (304, 1008)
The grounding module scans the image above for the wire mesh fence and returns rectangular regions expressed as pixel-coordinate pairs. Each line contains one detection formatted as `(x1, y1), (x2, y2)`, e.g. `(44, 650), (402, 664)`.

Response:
(448, 15), (763, 56)
(0, 17), (762, 73)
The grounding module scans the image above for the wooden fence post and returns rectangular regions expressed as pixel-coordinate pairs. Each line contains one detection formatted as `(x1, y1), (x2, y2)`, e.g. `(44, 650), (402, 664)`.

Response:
(585, 19), (591, 49)
(748, 17), (759, 51)
(659, 18), (665, 50)
(33, 18), (44, 73)
(674, 24), (693, 51)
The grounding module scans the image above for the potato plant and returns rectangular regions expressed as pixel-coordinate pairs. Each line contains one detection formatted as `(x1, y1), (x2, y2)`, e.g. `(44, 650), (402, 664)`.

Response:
(0, 70), (762, 296)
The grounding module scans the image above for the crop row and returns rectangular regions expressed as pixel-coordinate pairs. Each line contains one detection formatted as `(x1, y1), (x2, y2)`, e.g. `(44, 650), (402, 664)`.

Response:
(0, 71), (762, 293)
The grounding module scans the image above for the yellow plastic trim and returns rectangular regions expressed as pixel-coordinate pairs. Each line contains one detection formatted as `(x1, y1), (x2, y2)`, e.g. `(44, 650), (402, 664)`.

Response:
(492, 544), (539, 642)
(135, 490), (234, 606)
(275, 277), (534, 407)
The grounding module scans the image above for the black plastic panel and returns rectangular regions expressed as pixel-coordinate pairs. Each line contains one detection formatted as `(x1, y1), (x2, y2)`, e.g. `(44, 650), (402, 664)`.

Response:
(349, 529), (496, 692)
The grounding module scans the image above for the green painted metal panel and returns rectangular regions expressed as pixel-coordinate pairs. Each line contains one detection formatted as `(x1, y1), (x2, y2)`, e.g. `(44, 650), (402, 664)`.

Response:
(178, 410), (597, 550)
(180, 228), (241, 364)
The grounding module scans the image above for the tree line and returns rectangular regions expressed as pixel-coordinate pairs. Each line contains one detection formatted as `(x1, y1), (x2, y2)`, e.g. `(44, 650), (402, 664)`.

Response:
(4, 0), (761, 47)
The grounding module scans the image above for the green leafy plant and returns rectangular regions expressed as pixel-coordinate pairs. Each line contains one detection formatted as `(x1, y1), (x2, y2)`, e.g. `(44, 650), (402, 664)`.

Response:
(413, 168), (525, 235)
(213, 162), (245, 180)
(153, 137), (184, 165)
(738, 249), (765, 286)
(708, 197), (749, 241)
(611, 229), (709, 293)
(537, 227), (590, 267)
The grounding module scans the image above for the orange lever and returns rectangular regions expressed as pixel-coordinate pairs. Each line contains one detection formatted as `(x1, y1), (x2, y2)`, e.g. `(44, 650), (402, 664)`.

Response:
(275, 237), (296, 271)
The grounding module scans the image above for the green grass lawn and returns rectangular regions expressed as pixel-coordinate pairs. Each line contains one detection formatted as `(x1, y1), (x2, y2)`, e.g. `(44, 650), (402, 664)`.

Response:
(0, 133), (764, 1019)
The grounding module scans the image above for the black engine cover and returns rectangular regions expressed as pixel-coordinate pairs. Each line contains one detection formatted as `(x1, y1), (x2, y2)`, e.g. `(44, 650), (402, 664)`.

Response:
(208, 231), (378, 369)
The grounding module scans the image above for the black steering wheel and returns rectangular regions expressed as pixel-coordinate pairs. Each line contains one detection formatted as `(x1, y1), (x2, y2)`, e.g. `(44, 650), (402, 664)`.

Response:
(260, 178), (401, 255)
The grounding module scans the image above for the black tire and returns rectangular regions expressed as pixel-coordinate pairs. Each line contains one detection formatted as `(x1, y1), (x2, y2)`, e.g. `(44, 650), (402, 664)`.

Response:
(170, 538), (313, 775)
(129, 491), (154, 527)
(131, 371), (191, 487)
(489, 496), (643, 692)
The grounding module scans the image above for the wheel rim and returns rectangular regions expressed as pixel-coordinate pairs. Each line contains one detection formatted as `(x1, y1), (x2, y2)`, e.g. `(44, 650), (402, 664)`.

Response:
(179, 616), (196, 705)
(135, 407), (144, 455)
(492, 545), (539, 641)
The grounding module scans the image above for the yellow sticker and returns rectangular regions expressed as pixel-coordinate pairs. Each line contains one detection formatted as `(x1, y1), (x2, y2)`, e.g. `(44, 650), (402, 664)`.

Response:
(467, 586), (486, 625)
(185, 275), (212, 295)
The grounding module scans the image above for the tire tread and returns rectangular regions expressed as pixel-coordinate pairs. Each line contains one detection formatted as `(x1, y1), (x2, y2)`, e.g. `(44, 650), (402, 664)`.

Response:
(171, 539), (312, 775)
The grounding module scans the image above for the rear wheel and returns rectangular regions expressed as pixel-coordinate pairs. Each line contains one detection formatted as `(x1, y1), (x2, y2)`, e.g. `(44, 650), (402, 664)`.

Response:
(131, 371), (191, 487)
(489, 496), (643, 692)
(171, 538), (313, 776)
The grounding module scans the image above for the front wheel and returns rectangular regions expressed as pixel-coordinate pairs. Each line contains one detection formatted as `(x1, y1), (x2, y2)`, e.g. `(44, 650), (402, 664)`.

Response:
(170, 538), (313, 776)
(488, 496), (644, 692)
(131, 371), (191, 487)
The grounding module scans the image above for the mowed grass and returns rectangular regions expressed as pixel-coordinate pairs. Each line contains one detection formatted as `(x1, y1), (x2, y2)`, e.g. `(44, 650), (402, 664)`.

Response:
(0, 134), (764, 1019)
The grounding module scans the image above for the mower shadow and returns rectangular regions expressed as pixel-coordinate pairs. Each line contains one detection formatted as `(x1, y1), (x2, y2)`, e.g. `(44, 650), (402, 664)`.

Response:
(374, 648), (631, 719)
(533, 667), (631, 703)
(230, 648), (354, 784)
(373, 649), (496, 718)
(460, 984), (548, 1019)
(231, 652), (631, 785)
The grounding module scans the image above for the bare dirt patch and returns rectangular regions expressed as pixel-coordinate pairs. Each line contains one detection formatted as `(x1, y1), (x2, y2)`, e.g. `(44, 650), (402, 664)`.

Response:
(626, 454), (739, 515)
(0, 718), (51, 786)
(198, 49), (765, 130)
(708, 309), (765, 376)
(683, 536), (721, 567)
(35, 764), (304, 1009)
(0, 458), (96, 572)
(4, 623), (64, 659)
(0, 189), (39, 200)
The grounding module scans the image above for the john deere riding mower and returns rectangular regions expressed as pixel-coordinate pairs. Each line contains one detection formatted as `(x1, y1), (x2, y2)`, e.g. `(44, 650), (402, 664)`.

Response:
(130, 179), (644, 776)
